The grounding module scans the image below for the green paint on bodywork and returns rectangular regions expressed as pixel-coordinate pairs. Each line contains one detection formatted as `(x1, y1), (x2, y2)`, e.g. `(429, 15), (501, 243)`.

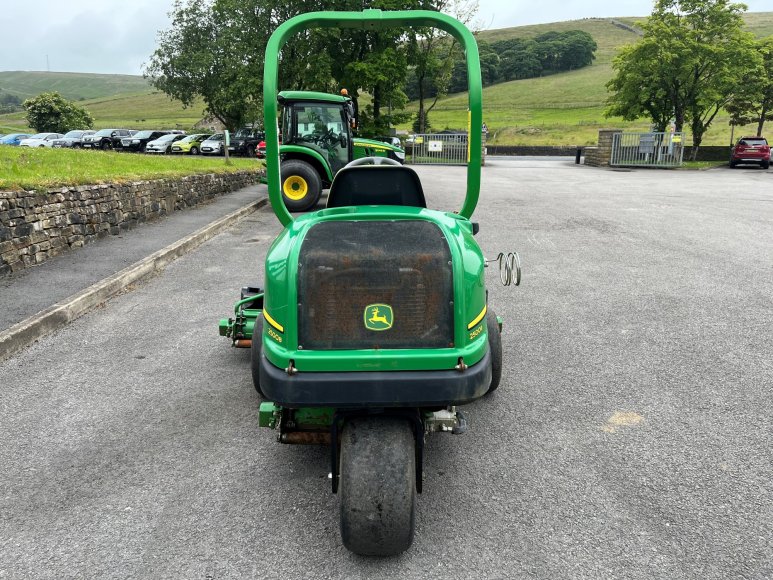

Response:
(279, 91), (349, 104)
(352, 137), (403, 160)
(279, 144), (334, 181)
(259, 402), (280, 428)
(261, 205), (488, 373)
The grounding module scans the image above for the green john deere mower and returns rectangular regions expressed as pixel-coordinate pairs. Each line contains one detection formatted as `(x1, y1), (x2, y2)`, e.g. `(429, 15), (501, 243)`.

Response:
(219, 9), (517, 556)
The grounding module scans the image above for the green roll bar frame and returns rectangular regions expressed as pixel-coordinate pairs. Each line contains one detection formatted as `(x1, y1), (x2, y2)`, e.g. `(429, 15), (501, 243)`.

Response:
(263, 9), (483, 227)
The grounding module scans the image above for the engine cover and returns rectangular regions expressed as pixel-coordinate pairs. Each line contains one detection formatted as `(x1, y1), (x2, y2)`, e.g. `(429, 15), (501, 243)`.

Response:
(297, 220), (454, 350)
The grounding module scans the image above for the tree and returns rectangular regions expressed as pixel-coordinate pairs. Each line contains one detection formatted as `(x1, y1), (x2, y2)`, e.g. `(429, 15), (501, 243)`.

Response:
(145, 0), (332, 130)
(606, 0), (762, 159)
(22, 92), (94, 133)
(406, 0), (478, 134)
(727, 37), (773, 136)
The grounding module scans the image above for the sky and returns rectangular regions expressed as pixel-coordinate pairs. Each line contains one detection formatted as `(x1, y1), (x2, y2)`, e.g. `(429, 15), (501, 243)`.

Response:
(0, 0), (770, 75)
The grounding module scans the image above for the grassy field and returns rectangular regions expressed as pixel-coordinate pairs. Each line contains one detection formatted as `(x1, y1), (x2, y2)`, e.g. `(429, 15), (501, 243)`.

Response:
(0, 71), (151, 101)
(403, 11), (773, 146)
(0, 147), (261, 191)
(0, 91), (207, 133)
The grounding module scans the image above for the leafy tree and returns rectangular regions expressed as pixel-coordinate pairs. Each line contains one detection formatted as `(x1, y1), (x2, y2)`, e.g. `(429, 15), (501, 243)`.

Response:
(727, 37), (773, 136)
(22, 92), (94, 133)
(405, 0), (478, 134)
(145, 0), (332, 131)
(606, 0), (762, 158)
(0, 92), (22, 114)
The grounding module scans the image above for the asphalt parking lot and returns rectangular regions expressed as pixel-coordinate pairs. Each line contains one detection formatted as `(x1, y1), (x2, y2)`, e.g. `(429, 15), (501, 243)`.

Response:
(1, 159), (771, 579)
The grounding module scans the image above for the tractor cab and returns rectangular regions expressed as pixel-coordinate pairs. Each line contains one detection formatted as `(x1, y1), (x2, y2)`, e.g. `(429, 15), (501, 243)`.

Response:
(277, 90), (405, 212)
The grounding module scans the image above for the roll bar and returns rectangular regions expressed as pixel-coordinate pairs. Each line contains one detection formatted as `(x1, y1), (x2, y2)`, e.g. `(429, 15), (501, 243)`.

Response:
(263, 10), (482, 226)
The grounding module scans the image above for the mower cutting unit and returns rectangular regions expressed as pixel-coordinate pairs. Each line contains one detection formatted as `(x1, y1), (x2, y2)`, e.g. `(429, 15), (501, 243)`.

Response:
(219, 9), (514, 556)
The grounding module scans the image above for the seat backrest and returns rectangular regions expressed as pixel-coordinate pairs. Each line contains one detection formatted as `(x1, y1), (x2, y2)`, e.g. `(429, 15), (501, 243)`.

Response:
(327, 166), (427, 209)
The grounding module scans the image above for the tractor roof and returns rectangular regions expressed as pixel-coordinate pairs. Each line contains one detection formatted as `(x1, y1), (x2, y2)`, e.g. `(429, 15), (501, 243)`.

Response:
(278, 91), (350, 104)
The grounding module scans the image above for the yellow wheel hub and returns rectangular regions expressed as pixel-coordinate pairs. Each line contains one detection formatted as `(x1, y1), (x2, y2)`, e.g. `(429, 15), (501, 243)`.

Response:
(283, 175), (309, 200)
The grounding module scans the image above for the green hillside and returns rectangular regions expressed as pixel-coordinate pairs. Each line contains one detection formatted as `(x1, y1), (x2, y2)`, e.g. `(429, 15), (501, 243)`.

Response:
(406, 11), (773, 146)
(0, 71), (151, 101)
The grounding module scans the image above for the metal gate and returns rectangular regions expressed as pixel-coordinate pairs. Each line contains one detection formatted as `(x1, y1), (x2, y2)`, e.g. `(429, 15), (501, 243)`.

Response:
(408, 133), (469, 165)
(611, 132), (685, 167)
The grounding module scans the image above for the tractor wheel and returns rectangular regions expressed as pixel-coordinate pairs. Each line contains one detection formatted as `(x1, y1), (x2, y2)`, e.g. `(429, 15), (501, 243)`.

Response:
(339, 416), (416, 556)
(280, 159), (322, 212)
(486, 309), (502, 394)
(250, 314), (265, 396)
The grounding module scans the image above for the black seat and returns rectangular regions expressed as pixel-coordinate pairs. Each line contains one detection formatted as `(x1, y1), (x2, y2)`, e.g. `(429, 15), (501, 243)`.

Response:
(326, 166), (427, 209)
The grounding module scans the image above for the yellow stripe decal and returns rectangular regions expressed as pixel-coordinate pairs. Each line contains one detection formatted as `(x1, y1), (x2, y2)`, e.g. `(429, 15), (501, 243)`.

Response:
(467, 305), (487, 330)
(263, 310), (284, 333)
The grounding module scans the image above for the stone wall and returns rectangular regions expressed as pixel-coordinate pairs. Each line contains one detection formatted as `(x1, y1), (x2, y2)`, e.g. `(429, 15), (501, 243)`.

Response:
(0, 170), (261, 277)
(584, 130), (620, 167)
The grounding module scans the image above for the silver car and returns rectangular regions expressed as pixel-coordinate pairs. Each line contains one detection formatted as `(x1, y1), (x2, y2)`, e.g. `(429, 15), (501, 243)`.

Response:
(145, 133), (186, 154)
(200, 133), (224, 155)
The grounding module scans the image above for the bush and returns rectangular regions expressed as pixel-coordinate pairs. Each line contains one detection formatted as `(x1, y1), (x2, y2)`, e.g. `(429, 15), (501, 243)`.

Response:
(23, 92), (94, 133)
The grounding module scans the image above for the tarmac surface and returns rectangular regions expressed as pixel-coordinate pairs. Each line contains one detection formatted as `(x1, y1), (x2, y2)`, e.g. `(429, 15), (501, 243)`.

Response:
(1, 158), (771, 579)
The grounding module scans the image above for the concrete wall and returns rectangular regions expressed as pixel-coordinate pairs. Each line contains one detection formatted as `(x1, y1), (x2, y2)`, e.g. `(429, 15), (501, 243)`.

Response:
(0, 170), (261, 277)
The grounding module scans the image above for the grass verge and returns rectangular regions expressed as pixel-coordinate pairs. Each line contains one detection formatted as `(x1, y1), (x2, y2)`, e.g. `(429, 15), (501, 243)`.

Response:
(0, 147), (263, 191)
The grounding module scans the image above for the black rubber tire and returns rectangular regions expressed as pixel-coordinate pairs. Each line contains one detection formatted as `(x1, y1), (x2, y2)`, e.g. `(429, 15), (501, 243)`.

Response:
(280, 159), (322, 212)
(762, 160), (770, 169)
(246, 144), (256, 158)
(486, 309), (503, 394)
(729, 160), (737, 168)
(101, 140), (111, 150)
(250, 314), (265, 397)
(190, 146), (199, 155)
(339, 416), (416, 556)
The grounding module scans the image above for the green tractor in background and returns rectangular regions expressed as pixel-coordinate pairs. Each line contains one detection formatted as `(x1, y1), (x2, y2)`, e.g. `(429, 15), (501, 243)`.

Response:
(219, 9), (515, 556)
(276, 90), (405, 212)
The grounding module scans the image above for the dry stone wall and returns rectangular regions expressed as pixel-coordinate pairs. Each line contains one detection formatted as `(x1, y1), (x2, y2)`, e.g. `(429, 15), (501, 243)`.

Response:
(0, 170), (260, 277)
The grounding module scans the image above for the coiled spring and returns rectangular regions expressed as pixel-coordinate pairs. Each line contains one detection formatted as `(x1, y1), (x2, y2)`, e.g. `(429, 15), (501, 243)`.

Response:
(487, 252), (521, 287)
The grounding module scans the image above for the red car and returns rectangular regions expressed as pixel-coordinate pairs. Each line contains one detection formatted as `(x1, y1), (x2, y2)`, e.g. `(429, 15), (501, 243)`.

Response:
(730, 136), (770, 169)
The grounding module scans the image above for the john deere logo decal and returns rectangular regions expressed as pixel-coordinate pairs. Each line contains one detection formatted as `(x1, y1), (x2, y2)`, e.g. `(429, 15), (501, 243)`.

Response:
(364, 304), (393, 331)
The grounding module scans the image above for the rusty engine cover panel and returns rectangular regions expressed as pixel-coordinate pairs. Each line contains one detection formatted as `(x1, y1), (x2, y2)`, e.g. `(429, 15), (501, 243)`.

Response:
(298, 220), (453, 350)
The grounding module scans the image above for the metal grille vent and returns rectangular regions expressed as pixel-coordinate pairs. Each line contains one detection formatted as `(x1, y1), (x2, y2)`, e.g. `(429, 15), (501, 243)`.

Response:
(298, 220), (453, 350)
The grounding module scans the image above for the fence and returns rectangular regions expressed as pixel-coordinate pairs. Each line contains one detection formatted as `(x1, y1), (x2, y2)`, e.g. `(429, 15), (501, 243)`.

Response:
(610, 132), (685, 167)
(408, 133), (470, 165)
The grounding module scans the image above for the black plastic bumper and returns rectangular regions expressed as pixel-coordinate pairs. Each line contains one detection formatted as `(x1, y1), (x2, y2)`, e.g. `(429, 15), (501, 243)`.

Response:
(259, 350), (492, 408)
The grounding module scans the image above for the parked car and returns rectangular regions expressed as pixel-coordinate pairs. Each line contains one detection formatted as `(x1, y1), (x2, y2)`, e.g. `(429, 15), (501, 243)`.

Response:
(730, 136), (770, 169)
(200, 133), (224, 156)
(171, 133), (211, 155)
(51, 130), (96, 148)
(19, 133), (64, 147)
(228, 127), (264, 157)
(145, 133), (186, 154)
(0, 133), (32, 146)
(121, 130), (169, 153)
(82, 128), (134, 150)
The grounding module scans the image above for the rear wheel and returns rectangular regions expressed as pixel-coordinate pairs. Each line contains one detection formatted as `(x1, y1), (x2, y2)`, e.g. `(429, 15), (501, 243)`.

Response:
(101, 140), (111, 150)
(762, 160), (770, 169)
(486, 309), (502, 394)
(730, 160), (737, 168)
(281, 159), (322, 212)
(250, 314), (264, 396)
(339, 416), (416, 556)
